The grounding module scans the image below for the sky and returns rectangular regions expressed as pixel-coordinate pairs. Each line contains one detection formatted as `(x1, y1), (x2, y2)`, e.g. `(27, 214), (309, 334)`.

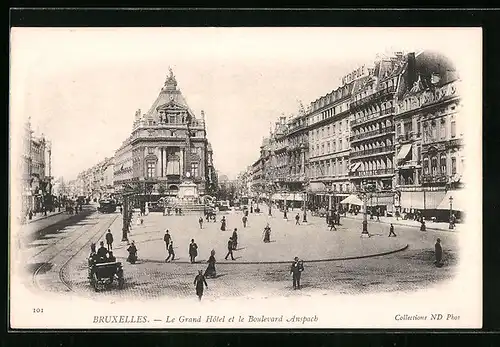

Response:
(10, 27), (478, 181)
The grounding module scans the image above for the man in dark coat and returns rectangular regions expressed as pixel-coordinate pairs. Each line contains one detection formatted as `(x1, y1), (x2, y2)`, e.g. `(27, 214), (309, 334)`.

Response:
(97, 241), (108, 261)
(105, 229), (114, 250)
(290, 256), (304, 290)
(231, 229), (238, 250)
(199, 216), (204, 229)
(435, 238), (443, 267)
(295, 213), (300, 225)
(189, 239), (198, 263)
(388, 223), (397, 237)
(242, 215), (248, 228)
(164, 230), (171, 255)
(225, 237), (235, 260)
(166, 241), (175, 262)
(220, 216), (226, 231)
(194, 270), (208, 301)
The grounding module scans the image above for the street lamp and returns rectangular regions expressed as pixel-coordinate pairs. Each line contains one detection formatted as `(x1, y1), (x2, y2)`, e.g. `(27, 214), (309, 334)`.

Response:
(449, 195), (454, 229)
(362, 192), (369, 234)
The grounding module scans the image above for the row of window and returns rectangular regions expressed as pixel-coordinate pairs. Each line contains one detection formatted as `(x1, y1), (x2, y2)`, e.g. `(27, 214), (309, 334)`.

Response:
(422, 156), (458, 176)
(310, 120), (349, 142)
(146, 162), (200, 178)
(310, 158), (348, 178)
(311, 137), (350, 157)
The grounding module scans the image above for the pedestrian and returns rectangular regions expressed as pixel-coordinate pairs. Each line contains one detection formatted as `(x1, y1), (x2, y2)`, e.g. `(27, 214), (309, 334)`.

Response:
(205, 249), (217, 278)
(119, 205), (123, 214)
(420, 220), (426, 231)
(199, 216), (204, 229)
(107, 251), (116, 262)
(329, 216), (337, 231)
(224, 237), (235, 260)
(220, 216), (226, 231)
(194, 270), (208, 301)
(127, 241), (138, 264)
(166, 241), (175, 262)
(263, 223), (271, 243)
(388, 223), (397, 237)
(434, 238), (443, 267)
(163, 230), (171, 253)
(105, 229), (114, 250)
(232, 228), (238, 250)
(189, 239), (198, 263)
(242, 215), (248, 228)
(295, 213), (300, 225)
(290, 256), (304, 290)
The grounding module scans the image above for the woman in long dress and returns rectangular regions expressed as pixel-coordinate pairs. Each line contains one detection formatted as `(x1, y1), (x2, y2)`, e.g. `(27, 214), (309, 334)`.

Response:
(205, 250), (217, 278)
(194, 270), (208, 301)
(263, 223), (271, 243)
(220, 216), (226, 231)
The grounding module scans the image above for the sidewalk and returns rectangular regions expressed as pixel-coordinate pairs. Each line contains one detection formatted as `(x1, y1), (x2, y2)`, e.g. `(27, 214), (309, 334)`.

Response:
(17, 206), (96, 235)
(340, 213), (462, 232)
(24, 210), (64, 224)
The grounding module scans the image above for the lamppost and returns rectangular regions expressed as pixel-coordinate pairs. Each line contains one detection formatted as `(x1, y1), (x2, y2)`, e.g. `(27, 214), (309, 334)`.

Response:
(449, 195), (454, 229)
(282, 186), (289, 220)
(362, 191), (368, 234)
(302, 178), (309, 223)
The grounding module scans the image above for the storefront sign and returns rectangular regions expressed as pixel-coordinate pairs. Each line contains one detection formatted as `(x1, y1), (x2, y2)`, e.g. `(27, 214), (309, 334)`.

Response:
(342, 65), (368, 86)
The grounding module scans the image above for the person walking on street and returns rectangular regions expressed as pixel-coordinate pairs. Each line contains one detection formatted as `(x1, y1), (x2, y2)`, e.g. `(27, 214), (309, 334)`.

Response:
(194, 270), (208, 301)
(295, 213), (300, 225)
(242, 215), (248, 228)
(329, 216), (337, 231)
(105, 229), (114, 250)
(263, 223), (271, 243)
(205, 250), (217, 278)
(189, 239), (198, 263)
(231, 229), (238, 250)
(164, 230), (171, 255)
(290, 256), (304, 290)
(434, 238), (443, 267)
(388, 223), (397, 237)
(225, 237), (235, 260)
(166, 241), (175, 262)
(199, 216), (204, 229)
(220, 216), (226, 231)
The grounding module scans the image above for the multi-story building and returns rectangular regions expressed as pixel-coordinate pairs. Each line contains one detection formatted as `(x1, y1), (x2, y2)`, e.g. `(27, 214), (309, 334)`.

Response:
(285, 104), (309, 199)
(306, 80), (357, 209)
(19, 118), (53, 215)
(113, 69), (215, 201)
(348, 53), (407, 214)
(394, 51), (463, 221)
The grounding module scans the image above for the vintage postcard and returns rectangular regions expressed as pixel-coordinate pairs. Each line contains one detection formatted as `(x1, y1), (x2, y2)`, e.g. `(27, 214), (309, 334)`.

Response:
(9, 27), (482, 329)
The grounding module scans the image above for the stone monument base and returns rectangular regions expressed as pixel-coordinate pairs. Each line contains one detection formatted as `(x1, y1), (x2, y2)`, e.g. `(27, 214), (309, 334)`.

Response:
(178, 180), (199, 200)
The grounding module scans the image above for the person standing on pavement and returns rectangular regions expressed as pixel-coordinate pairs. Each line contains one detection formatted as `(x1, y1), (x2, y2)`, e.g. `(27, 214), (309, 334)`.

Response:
(290, 256), (304, 290)
(166, 241), (175, 262)
(434, 238), (443, 267)
(263, 223), (271, 243)
(205, 250), (217, 278)
(189, 239), (198, 263)
(242, 215), (248, 228)
(295, 213), (300, 225)
(329, 216), (337, 231)
(231, 229), (238, 250)
(194, 270), (208, 301)
(220, 216), (226, 231)
(199, 216), (204, 229)
(388, 223), (397, 237)
(225, 237), (235, 260)
(164, 230), (172, 255)
(105, 229), (114, 250)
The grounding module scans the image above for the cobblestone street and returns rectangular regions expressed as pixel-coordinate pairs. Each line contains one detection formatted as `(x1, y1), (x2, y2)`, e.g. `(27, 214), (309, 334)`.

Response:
(39, 208), (460, 302)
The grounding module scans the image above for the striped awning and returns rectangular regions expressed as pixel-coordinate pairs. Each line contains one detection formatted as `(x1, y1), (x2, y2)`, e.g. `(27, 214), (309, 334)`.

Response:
(437, 190), (465, 212)
(400, 190), (446, 210)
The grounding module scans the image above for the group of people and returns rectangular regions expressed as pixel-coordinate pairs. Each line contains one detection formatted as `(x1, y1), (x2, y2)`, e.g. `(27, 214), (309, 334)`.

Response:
(89, 240), (117, 267)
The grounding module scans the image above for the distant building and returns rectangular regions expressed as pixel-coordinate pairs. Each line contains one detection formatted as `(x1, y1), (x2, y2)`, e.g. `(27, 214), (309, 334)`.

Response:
(113, 68), (215, 200)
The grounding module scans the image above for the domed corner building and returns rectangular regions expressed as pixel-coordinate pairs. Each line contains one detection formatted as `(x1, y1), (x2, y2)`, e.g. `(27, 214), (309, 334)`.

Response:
(113, 68), (216, 207)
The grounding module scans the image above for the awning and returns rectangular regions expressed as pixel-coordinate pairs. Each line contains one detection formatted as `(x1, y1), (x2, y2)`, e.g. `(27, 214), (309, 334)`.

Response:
(400, 190), (446, 210)
(340, 194), (364, 206)
(437, 190), (465, 212)
(272, 193), (303, 201)
(396, 144), (412, 162)
(309, 182), (326, 192)
(365, 195), (394, 207)
(350, 162), (361, 172)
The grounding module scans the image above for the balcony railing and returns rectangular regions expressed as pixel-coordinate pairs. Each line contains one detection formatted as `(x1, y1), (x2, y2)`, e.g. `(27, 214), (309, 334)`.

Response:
(350, 86), (397, 109)
(351, 108), (395, 127)
(421, 173), (449, 184)
(350, 168), (395, 177)
(350, 126), (395, 142)
(350, 145), (395, 159)
(396, 132), (419, 144)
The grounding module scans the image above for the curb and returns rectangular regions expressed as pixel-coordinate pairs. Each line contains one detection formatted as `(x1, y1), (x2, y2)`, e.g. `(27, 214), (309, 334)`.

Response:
(25, 211), (65, 224)
(118, 244), (409, 265)
(341, 216), (459, 233)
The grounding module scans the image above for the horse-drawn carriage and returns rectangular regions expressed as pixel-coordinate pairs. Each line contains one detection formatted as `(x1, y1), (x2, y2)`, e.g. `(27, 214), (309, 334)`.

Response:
(88, 260), (125, 292)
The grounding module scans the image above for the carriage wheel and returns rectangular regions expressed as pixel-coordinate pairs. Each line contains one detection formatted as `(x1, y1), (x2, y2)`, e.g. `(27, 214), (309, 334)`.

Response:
(92, 273), (99, 292)
(118, 277), (124, 289)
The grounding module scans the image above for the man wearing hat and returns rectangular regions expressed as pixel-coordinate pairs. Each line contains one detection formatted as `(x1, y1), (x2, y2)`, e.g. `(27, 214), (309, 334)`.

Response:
(290, 256), (304, 290)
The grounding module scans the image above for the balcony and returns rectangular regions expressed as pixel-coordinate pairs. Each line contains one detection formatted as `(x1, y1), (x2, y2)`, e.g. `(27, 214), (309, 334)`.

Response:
(421, 173), (448, 184)
(351, 108), (395, 127)
(350, 86), (396, 109)
(350, 168), (395, 177)
(396, 132), (419, 144)
(287, 141), (309, 151)
(446, 138), (464, 148)
(350, 145), (395, 159)
(350, 126), (395, 142)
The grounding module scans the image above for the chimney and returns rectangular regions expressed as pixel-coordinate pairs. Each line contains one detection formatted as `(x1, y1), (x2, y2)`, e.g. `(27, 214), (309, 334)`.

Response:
(395, 51), (403, 59)
(406, 52), (417, 90)
(280, 116), (286, 124)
